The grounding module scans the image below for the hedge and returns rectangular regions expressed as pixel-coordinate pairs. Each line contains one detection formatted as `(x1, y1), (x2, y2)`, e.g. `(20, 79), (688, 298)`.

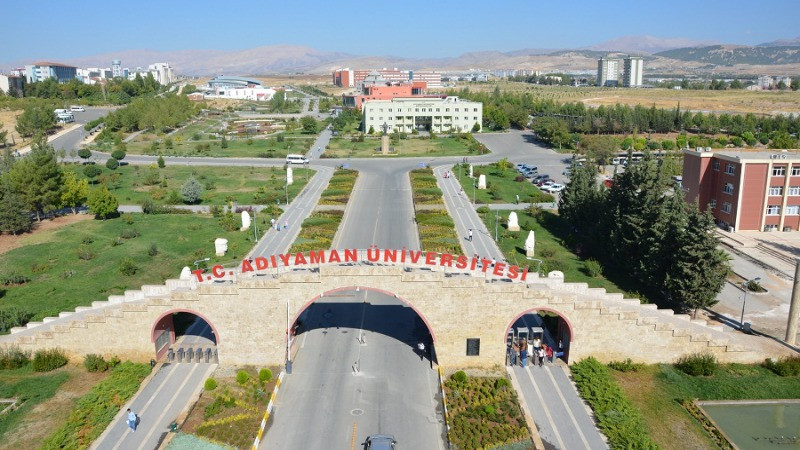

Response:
(39, 361), (151, 449)
(571, 357), (660, 449)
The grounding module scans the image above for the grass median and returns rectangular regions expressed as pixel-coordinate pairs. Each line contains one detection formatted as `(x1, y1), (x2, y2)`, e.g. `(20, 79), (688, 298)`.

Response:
(323, 134), (487, 158)
(409, 168), (461, 254)
(289, 168), (358, 253)
(454, 162), (553, 205)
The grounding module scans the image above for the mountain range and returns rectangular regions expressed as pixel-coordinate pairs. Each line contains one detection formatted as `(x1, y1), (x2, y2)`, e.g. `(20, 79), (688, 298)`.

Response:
(6, 36), (800, 77)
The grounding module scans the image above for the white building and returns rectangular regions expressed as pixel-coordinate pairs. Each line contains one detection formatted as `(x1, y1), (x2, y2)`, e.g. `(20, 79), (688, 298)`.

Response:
(204, 86), (276, 101)
(623, 56), (644, 87)
(362, 96), (482, 134)
(597, 57), (620, 87)
(112, 59), (122, 78)
(148, 63), (175, 85)
(758, 75), (774, 89)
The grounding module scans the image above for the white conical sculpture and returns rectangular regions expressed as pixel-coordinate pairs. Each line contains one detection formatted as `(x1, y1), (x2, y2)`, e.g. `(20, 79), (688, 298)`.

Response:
(287, 166), (294, 185)
(508, 212), (520, 231)
(215, 238), (228, 256)
(179, 266), (192, 280)
(525, 230), (535, 257)
(469, 164), (473, 178)
(477, 174), (487, 189)
(241, 211), (251, 231)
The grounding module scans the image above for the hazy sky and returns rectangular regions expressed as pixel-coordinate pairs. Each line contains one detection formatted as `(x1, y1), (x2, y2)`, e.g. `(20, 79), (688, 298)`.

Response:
(4, 0), (799, 62)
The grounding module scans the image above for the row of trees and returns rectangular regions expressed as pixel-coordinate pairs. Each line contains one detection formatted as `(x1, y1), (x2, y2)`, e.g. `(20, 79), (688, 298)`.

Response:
(21, 73), (164, 105)
(558, 154), (729, 316)
(101, 94), (198, 134)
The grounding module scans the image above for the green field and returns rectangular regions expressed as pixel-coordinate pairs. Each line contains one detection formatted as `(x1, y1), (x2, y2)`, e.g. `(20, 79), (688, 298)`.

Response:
(0, 366), (70, 442)
(121, 135), (314, 158)
(323, 135), (485, 158)
(454, 162), (554, 204)
(0, 215), (253, 321)
(65, 164), (314, 206)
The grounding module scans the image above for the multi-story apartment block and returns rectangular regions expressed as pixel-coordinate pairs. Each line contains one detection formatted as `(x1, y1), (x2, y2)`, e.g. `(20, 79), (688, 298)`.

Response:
(596, 57), (620, 87)
(623, 56), (644, 87)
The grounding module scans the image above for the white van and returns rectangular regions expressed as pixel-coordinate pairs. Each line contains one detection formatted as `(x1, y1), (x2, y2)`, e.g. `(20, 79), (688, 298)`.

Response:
(56, 112), (75, 123)
(286, 154), (309, 164)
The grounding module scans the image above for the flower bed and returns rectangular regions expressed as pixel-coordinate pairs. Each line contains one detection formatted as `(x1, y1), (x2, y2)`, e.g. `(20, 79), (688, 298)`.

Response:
(410, 168), (444, 205)
(289, 210), (344, 253)
(417, 210), (461, 254)
(444, 374), (531, 450)
(319, 169), (358, 205)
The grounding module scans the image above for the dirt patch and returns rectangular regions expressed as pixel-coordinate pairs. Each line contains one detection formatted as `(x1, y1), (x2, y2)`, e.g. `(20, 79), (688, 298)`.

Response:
(0, 214), (92, 256)
(0, 365), (109, 450)
(0, 109), (24, 149)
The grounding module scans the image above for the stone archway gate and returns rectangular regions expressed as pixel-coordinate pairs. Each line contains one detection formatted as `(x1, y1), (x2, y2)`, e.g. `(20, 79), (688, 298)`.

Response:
(1, 257), (764, 367)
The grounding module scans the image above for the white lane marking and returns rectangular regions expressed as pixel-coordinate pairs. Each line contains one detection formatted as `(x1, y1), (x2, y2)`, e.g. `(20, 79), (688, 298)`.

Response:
(523, 367), (567, 450)
(544, 367), (591, 449)
(135, 363), (208, 450)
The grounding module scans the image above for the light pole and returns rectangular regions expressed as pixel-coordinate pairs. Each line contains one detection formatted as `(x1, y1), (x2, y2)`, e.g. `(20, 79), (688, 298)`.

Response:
(193, 257), (210, 270)
(495, 209), (499, 241)
(253, 209), (259, 242)
(473, 182), (477, 206)
(740, 276), (761, 331)
(285, 179), (289, 205)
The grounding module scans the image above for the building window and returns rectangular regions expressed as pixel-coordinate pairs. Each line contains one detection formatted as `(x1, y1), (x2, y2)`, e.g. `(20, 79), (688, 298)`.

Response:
(792, 166), (800, 176)
(723, 183), (734, 195)
(713, 160), (720, 171)
(765, 224), (778, 231)
(466, 338), (480, 356)
(769, 186), (784, 196)
(710, 199), (717, 209)
(725, 164), (735, 175)
(455, 108), (459, 112)
(722, 202), (732, 213)
(474, 108), (478, 112)
(786, 206), (800, 215)
(789, 186), (800, 196)
(773, 166), (786, 177)
(436, 108), (440, 112)
(388, 109), (392, 112)
(766, 205), (780, 215)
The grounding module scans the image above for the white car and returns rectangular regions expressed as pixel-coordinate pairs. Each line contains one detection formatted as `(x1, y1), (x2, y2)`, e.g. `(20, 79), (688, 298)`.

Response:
(70, 106), (85, 112)
(544, 183), (564, 193)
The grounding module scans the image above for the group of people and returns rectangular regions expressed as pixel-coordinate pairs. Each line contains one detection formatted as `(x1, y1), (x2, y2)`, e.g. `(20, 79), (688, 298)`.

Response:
(508, 337), (559, 368)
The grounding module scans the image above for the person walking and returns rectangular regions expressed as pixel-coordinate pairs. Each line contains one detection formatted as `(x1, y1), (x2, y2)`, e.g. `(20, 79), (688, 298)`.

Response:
(520, 340), (528, 367)
(532, 336), (541, 353)
(126, 408), (137, 433)
(538, 347), (545, 367)
(546, 344), (554, 364)
(510, 341), (518, 366)
(270, 218), (276, 229)
(468, 229), (473, 242)
(417, 342), (425, 361)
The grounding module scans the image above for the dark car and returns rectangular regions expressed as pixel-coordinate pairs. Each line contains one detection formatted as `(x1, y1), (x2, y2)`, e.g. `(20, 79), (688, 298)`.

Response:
(366, 434), (396, 450)
(536, 178), (555, 187)
(532, 174), (550, 183)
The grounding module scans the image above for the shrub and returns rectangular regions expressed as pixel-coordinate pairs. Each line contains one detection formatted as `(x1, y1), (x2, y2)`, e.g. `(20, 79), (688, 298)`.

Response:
(84, 354), (109, 372)
(105, 158), (119, 170)
(33, 348), (68, 372)
(483, 404), (496, 415)
(452, 370), (468, 383)
(120, 228), (139, 239)
(147, 243), (159, 256)
(204, 377), (218, 391)
(607, 358), (644, 372)
(118, 258), (138, 276)
(583, 259), (602, 278)
(495, 378), (510, 389)
(0, 308), (33, 333)
(476, 206), (489, 214)
(259, 368), (272, 382)
(0, 346), (31, 369)
(675, 352), (718, 376)
(745, 279), (766, 292)
(236, 369), (250, 385)
(763, 356), (800, 376)
(1, 271), (30, 285)
(81, 236), (94, 244)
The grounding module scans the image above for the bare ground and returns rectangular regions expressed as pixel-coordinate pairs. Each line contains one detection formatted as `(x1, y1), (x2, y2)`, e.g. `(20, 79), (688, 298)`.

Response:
(0, 214), (93, 256)
(0, 365), (109, 450)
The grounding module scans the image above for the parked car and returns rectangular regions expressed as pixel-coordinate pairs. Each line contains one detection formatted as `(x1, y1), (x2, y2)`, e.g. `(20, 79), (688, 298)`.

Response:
(536, 178), (554, 187)
(544, 183), (565, 193)
(532, 174), (550, 183)
(366, 434), (396, 450)
(562, 168), (572, 176)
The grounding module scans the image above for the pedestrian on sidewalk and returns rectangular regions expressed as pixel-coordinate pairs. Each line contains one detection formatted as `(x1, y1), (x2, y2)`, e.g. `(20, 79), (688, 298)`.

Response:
(510, 341), (518, 366)
(283, 220), (288, 230)
(270, 218), (275, 229)
(417, 342), (425, 361)
(520, 340), (528, 367)
(126, 408), (137, 433)
(537, 347), (545, 367)
(468, 229), (473, 242)
(546, 344), (554, 363)
(275, 221), (280, 231)
(515, 194), (520, 205)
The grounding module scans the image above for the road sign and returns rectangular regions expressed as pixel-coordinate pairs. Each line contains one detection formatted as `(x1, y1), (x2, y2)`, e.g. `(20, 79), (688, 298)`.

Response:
(343, 163), (349, 169)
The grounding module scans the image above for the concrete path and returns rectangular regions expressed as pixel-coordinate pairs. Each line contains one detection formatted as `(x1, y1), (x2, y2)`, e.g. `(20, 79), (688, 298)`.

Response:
(509, 364), (607, 450)
(90, 362), (217, 450)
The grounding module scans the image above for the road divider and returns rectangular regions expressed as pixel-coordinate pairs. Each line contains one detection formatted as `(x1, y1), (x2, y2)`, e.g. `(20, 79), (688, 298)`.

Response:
(251, 370), (285, 450)
(437, 367), (451, 448)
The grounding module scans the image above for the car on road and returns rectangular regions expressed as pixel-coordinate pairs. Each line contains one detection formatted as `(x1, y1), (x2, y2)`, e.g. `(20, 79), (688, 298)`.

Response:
(532, 174), (550, 183)
(286, 154), (309, 164)
(366, 434), (396, 449)
(70, 105), (85, 112)
(543, 183), (565, 193)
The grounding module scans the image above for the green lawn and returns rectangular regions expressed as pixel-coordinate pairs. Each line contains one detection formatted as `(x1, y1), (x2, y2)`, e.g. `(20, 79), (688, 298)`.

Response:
(322, 135), (485, 158)
(454, 163), (553, 204)
(0, 215), (253, 321)
(479, 208), (628, 294)
(0, 366), (70, 441)
(121, 135), (314, 158)
(611, 363), (800, 449)
(65, 164), (314, 206)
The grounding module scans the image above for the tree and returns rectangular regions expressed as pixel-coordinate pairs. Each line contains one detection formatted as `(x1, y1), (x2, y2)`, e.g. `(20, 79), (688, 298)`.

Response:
(157, 155), (166, 168)
(558, 162), (605, 252)
(770, 131), (798, 149)
(300, 116), (318, 134)
(472, 122), (481, 133)
(105, 158), (119, 170)
(664, 205), (729, 317)
(61, 171), (88, 214)
(77, 148), (92, 163)
(83, 164), (102, 182)
(0, 182), (32, 235)
(87, 186), (118, 219)
(15, 102), (57, 137)
(578, 135), (619, 166)
(220, 136), (228, 148)
(8, 140), (63, 221)
(181, 177), (203, 204)
(111, 149), (126, 161)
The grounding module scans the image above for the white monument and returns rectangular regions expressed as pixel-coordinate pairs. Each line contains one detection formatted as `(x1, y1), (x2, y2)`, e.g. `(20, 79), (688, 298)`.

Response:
(179, 266), (192, 280)
(469, 164), (473, 178)
(214, 238), (228, 256)
(525, 230), (535, 257)
(240, 211), (251, 231)
(548, 271), (564, 279)
(477, 174), (486, 189)
(508, 212), (520, 231)
(287, 167), (293, 185)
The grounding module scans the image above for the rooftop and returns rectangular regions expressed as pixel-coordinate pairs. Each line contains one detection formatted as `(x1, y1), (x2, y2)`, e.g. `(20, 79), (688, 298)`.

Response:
(30, 61), (77, 68)
(684, 147), (800, 161)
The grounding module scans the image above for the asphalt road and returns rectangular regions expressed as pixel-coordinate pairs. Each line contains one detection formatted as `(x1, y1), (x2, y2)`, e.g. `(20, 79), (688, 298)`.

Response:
(49, 107), (112, 153)
(261, 289), (446, 450)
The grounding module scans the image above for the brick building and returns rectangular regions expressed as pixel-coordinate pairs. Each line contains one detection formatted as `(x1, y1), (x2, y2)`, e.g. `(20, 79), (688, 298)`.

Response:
(333, 68), (442, 88)
(682, 148), (800, 232)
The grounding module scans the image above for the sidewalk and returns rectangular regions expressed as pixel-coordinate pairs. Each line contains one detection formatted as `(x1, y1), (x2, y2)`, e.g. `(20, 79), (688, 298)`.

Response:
(17, 123), (81, 155)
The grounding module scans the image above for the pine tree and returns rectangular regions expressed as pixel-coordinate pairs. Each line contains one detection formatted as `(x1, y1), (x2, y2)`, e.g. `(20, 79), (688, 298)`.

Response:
(664, 204), (729, 317)
(0, 181), (32, 235)
(558, 161), (605, 252)
(8, 140), (64, 220)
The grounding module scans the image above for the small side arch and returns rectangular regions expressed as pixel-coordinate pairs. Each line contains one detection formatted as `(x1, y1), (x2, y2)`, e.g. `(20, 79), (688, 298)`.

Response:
(505, 307), (574, 363)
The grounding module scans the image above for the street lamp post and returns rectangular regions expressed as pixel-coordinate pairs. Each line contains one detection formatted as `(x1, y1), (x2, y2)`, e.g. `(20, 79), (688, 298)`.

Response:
(473, 182), (477, 206)
(285, 179), (289, 206)
(495, 209), (499, 241)
(740, 276), (761, 331)
(253, 209), (259, 242)
(193, 257), (210, 270)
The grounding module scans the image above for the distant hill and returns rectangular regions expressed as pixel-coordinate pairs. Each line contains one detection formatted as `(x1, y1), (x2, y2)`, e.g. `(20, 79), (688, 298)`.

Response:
(587, 35), (717, 54)
(757, 36), (800, 47)
(655, 45), (800, 65)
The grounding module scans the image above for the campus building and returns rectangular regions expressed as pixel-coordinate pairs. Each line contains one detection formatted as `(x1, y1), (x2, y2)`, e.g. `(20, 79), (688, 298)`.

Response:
(203, 76), (274, 101)
(623, 56), (644, 87)
(333, 68), (442, 89)
(682, 148), (800, 232)
(0, 74), (24, 96)
(342, 81), (429, 109)
(596, 57), (620, 87)
(148, 63), (175, 85)
(361, 96), (482, 134)
(112, 59), (122, 78)
(24, 62), (77, 84)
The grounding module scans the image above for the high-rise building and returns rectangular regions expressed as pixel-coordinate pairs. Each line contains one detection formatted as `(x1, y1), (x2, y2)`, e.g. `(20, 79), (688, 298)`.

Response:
(623, 56), (644, 87)
(112, 59), (122, 78)
(596, 57), (620, 87)
(148, 63), (174, 85)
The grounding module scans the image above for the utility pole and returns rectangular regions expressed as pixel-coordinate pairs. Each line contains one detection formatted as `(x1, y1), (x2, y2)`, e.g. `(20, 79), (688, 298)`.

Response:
(495, 209), (499, 241)
(786, 260), (800, 346)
